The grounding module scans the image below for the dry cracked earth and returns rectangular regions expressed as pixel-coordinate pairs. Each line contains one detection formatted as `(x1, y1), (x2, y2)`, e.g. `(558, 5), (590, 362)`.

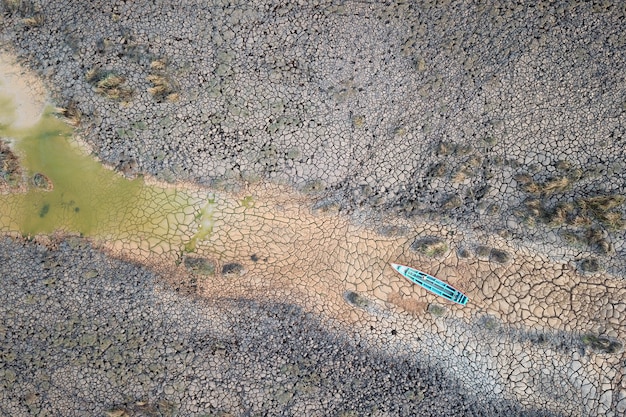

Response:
(1, 1), (626, 416)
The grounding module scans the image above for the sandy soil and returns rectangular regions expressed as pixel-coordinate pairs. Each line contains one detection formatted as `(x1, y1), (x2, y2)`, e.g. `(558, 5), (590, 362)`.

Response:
(0, 52), (46, 129)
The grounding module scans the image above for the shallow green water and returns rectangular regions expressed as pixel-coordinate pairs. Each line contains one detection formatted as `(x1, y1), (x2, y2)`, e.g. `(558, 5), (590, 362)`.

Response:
(0, 95), (210, 256)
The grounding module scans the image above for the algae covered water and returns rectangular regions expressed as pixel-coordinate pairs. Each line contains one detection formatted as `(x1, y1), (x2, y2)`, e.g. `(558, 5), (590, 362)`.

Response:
(0, 94), (213, 257)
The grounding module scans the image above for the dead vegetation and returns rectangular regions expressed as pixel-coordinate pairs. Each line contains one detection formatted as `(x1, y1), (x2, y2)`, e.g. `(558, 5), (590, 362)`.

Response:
(55, 101), (81, 126)
(516, 161), (583, 196)
(577, 195), (625, 230)
(0, 140), (22, 189)
(515, 159), (624, 242)
(146, 59), (179, 102)
(21, 12), (43, 26)
(2, 0), (44, 26)
(521, 175), (570, 195)
(86, 68), (134, 101)
(2, 0), (27, 14)
(516, 191), (623, 253)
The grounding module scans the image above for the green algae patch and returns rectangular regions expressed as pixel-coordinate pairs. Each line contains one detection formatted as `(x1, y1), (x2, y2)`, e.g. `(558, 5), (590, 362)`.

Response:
(1, 107), (144, 236)
(0, 98), (214, 257)
(184, 195), (217, 253)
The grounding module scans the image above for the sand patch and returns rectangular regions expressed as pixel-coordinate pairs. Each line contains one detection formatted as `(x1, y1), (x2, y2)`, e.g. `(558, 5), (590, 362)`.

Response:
(0, 52), (47, 129)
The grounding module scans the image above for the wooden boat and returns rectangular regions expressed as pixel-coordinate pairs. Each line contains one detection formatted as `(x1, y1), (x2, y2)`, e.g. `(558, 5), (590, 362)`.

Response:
(390, 263), (468, 306)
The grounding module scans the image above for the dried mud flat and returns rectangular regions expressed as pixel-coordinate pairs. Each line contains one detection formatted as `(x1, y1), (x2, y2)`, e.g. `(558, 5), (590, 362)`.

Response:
(1, 1), (626, 416)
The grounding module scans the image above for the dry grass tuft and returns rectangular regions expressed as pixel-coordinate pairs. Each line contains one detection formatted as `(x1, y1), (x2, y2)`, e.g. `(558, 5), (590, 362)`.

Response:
(570, 215), (592, 227)
(21, 13), (43, 26)
(542, 176), (570, 194)
(97, 73), (124, 89)
(451, 168), (468, 183)
(166, 92), (179, 102)
(55, 102), (81, 126)
(105, 410), (129, 417)
(435, 141), (454, 156)
(146, 59), (179, 102)
(150, 59), (166, 70)
(555, 160), (571, 171)
(523, 181), (542, 194)
(514, 173), (533, 185)
(411, 237), (448, 258)
(566, 168), (583, 181)
(86, 68), (133, 101)
(524, 199), (542, 217)
(85, 67), (100, 82)
(577, 194), (625, 230)
(2, 0), (25, 13)
(595, 211), (625, 230)
(546, 202), (574, 226)
(579, 195), (625, 212)
(560, 230), (584, 246)
(427, 162), (447, 177)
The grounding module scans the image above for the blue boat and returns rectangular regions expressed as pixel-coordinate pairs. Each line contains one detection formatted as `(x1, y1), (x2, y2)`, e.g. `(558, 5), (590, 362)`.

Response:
(390, 263), (468, 306)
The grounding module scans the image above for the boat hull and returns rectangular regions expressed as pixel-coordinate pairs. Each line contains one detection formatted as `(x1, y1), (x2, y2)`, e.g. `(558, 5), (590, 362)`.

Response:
(390, 263), (468, 306)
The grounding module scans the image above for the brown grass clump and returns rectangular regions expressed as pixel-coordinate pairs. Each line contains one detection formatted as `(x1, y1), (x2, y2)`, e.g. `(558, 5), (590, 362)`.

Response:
(560, 230), (584, 247)
(570, 215), (592, 227)
(566, 168), (583, 181)
(524, 199), (542, 217)
(86, 68), (133, 101)
(546, 202), (575, 226)
(150, 59), (166, 70)
(96, 73), (124, 89)
(555, 160), (571, 171)
(55, 102), (81, 126)
(467, 154), (482, 167)
(435, 141), (454, 156)
(427, 162), (447, 177)
(451, 168), (467, 183)
(21, 13), (43, 26)
(513, 173), (532, 185)
(146, 60), (179, 102)
(2, 0), (25, 13)
(579, 195), (625, 212)
(523, 181), (542, 194)
(595, 211), (625, 230)
(541, 176), (570, 194)
(577, 194), (625, 230)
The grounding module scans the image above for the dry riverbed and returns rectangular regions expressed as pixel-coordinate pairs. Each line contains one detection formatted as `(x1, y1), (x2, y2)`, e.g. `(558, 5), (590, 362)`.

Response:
(1, 6), (626, 415)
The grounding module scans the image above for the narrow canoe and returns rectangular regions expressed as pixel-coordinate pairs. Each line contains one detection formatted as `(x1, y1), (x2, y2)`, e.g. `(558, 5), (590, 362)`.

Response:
(390, 263), (468, 306)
